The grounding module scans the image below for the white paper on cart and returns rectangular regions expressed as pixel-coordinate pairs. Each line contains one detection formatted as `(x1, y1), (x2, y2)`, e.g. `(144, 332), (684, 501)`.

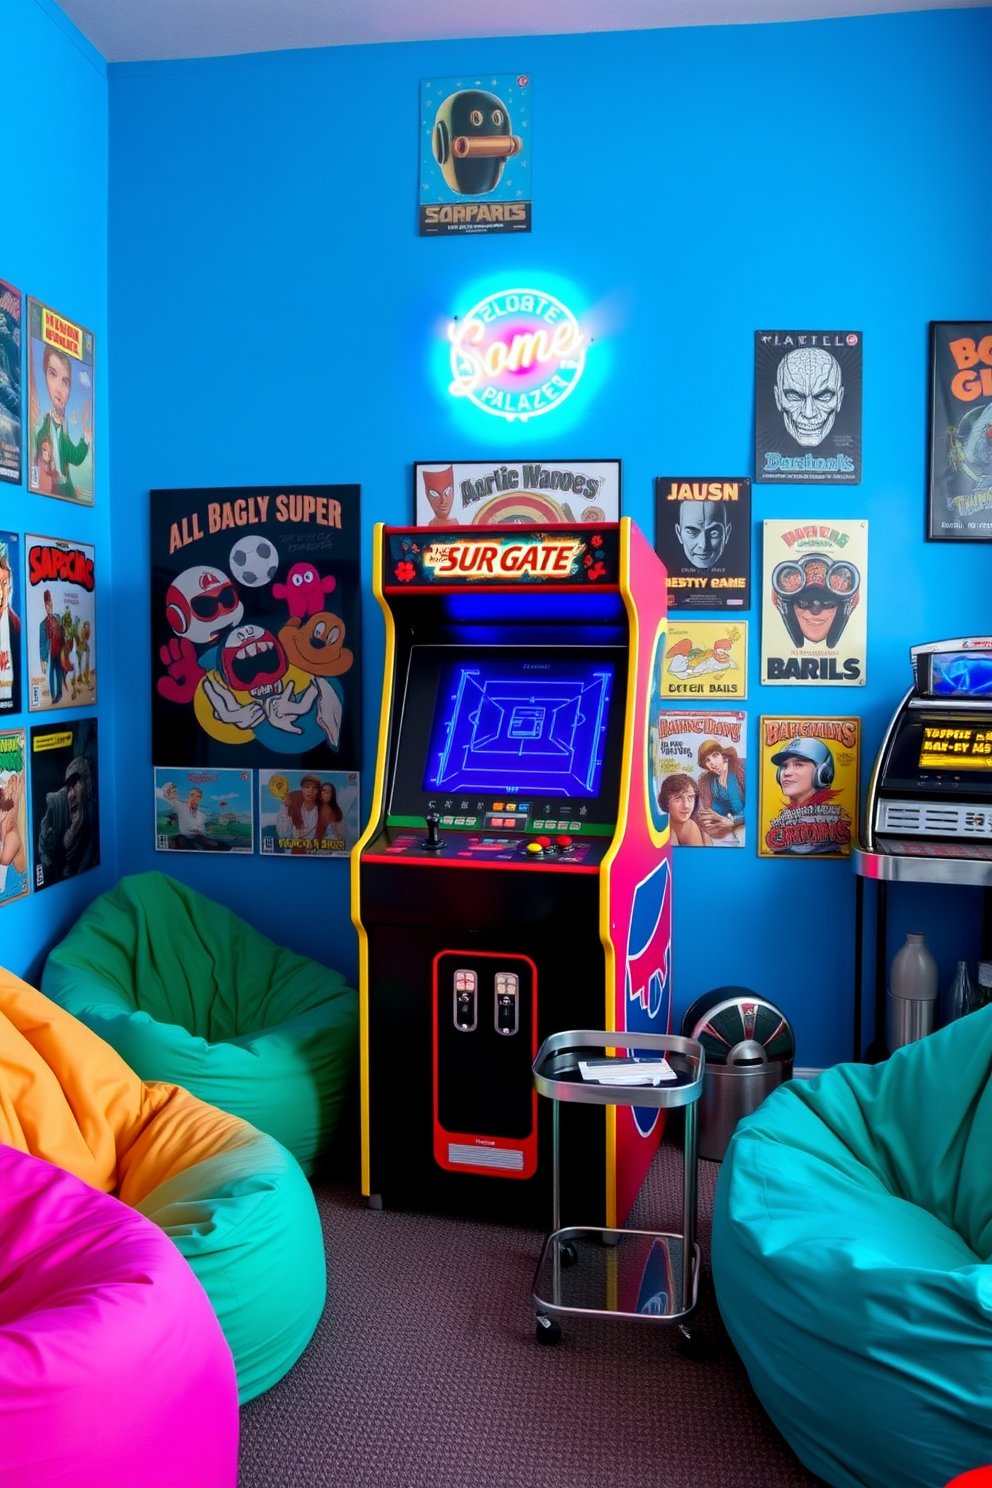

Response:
(577, 1057), (676, 1085)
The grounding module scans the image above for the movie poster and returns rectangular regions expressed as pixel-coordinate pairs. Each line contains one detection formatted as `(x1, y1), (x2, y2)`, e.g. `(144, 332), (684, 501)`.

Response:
(26, 298), (94, 505)
(30, 716), (99, 890)
(0, 729), (29, 907)
(154, 766), (254, 854)
(258, 768), (360, 858)
(415, 459), (620, 526)
(0, 532), (22, 715)
(661, 621), (747, 701)
(151, 485), (362, 773)
(653, 478), (750, 610)
(755, 331), (862, 484)
(25, 535), (97, 712)
(758, 716), (860, 859)
(761, 520), (867, 687)
(650, 710), (747, 848)
(0, 279), (22, 484)
(927, 322), (992, 541)
(420, 73), (531, 236)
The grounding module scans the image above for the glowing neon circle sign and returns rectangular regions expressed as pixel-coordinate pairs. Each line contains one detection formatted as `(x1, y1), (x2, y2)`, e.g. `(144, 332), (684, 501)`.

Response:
(448, 286), (587, 422)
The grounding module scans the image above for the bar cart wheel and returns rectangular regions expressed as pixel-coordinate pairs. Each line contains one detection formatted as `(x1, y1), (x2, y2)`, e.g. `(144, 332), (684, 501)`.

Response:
(535, 1314), (562, 1346)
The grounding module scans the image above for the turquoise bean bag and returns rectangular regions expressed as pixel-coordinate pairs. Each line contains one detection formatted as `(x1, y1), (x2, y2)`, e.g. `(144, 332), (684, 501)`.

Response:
(712, 1008), (992, 1488)
(42, 871), (359, 1176)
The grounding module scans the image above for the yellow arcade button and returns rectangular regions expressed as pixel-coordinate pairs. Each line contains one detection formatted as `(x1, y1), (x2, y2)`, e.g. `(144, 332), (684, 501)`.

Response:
(526, 842), (543, 855)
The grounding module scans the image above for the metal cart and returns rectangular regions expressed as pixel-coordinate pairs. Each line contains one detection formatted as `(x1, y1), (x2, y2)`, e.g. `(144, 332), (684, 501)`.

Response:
(531, 1029), (705, 1347)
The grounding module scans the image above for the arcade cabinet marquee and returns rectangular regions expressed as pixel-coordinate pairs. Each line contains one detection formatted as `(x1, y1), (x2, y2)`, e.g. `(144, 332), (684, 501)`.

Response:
(351, 520), (673, 1226)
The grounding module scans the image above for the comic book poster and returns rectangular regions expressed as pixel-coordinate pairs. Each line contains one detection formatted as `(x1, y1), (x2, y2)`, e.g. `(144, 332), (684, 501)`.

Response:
(30, 716), (99, 890)
(761, 520), (867, 686)
(0, 279), (22, 484)
(415, 459), (619, 526)
(420, 73), (531, 236)
(151, 486), (362, 773)
(26, 298), (94, 505)
(24, 535), (97, 712)
(651, 710), (747, 848)
(0, 532), (22, 715)
(258, 768), (360, 859)
(758, 716), (860, 859)
(154, 766), (253, 854)
(0, 729), (29, 907)
(654, 478), (750, 610)
(755, 331), (862, 484)
(661, 621), (747, 701)
(927, 322), (992, 541)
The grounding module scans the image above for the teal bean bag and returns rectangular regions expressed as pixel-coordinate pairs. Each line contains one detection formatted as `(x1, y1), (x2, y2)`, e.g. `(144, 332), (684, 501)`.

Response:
(712, 1008), (992, 1488)
(42, 871), (359, 1177)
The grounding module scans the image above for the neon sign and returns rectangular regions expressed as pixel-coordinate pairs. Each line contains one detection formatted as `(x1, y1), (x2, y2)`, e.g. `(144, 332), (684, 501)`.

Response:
(448, 287), (587, 422)
(422, 535), (586, 580)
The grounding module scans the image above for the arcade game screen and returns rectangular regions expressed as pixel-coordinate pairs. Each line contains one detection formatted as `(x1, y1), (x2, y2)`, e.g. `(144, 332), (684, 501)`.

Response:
(928, 651), (992, 698)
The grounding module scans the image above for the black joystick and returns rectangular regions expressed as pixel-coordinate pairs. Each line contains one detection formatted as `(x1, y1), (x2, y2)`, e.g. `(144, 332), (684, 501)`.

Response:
(424, 812), (445, 851)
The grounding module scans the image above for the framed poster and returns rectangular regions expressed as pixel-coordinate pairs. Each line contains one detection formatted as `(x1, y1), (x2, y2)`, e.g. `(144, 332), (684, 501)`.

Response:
(30, 716), (99, 889)
(0, 532), (23, 715)
(654, 477), (750, 609)
(154, 766), (254, 854)
(0, 279), (22, 485)
(420, 73), (531, 236)
(26, 297), (94, 505)
(758, 716), (859, 859)
(258, 768), (360, 858)
(761, 520), (867, 686)
(415, 459), (619, 527)
(660, 621), (747, 701)
(755, 331), (862, 484)
(650, 710), (747, 848)
(0, 729), (29, 907)
(927, 322), (992, 541)
(25, 535), (97, 711)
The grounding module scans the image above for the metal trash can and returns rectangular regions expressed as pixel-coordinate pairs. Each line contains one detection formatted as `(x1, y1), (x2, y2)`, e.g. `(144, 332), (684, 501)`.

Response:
(681, 988), (795, 1162)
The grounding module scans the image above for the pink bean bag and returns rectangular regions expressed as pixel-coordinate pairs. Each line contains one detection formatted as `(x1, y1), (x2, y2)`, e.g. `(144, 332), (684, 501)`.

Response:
(0, 1145), (239, 1488)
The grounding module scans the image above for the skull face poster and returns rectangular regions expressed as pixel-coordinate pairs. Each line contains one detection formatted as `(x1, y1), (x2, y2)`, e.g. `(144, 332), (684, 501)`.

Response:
(755, 332), (862, 484)
(761, 519), (867, 686)
(151, 486), (361, 772)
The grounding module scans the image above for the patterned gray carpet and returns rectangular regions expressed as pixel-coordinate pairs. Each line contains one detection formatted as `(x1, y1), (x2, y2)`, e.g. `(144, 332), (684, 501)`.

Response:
(239, 1137), (825, 1488)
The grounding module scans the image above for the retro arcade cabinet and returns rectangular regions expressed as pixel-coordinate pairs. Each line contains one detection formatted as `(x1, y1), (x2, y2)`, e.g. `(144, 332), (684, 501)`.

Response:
(352, 520), (672, 1227)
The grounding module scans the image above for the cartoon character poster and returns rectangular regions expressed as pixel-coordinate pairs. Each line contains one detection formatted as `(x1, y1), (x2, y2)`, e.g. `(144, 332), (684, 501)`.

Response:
(653, 478), (750, 610)
(0, 532), (22, 715)
(26, 298), (94, 505)
(259, 769), (360, 858)
(761, 520), (867, 687)
(24, 535), (97, 712)
(420, 73), (531, 236)
(661, 622), (747, 701)
(30, 717), (99, 890)
(151, 486), (361, 772)
(650, 710), (747, 848)
(415, 459), (620, 526)
(0, 279), (22, 485)
(154, 766), (253, 854)
(758, 716), (860, 859)
(0, 729), (29, 907)
(927, 322), (992, 541)
(755, 331), (862, 484)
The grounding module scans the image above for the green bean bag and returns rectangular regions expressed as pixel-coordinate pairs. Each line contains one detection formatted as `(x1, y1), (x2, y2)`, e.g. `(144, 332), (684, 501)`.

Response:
(712, 1008), (992, 1488)
(42, 871), (359, 1177)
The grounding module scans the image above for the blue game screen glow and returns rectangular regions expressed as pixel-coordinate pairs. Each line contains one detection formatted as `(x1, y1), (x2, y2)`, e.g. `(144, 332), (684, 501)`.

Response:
(930, 652), (992, 698)
(422, 658), (615, 798)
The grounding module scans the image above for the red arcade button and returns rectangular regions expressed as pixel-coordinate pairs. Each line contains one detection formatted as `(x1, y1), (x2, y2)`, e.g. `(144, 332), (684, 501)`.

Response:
(536, 835), (552, 848)
(556, 835), (573, 848)
(945, 1470), (992, 1488)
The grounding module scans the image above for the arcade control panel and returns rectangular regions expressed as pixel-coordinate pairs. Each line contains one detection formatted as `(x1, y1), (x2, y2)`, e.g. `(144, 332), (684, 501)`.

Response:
(367, 822), (610, 868)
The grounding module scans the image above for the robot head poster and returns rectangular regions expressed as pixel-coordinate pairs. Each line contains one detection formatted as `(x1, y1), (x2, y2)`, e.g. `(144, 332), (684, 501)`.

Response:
(755, 331), (862, 484)
(151, 485), (362, 771)
(420, 73), (532, 236)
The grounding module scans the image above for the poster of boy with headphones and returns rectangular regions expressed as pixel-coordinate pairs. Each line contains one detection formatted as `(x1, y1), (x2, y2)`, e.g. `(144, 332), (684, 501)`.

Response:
(758, 717), (860, 858)
(761, 519), (867, 685)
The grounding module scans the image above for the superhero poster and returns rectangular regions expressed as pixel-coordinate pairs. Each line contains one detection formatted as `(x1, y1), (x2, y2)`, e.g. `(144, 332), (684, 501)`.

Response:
(653, 478), (750, 610)
(650, 710), (747, 848)
(761, 519), (867, 687)
(24, 535), (97, 712)
(151, 486), (362, 773)
(258, 768), (360, 859)
(420, 73), (532, 236)
(754, 331), (862, 484)
(30, 717), (99, 891)
(0, 532), (22, 715)
(154, 767), (253, 854)
(758, 716), (859, 859)
(0, 279), (21, 485)
(660, 621), (747, 701)
(0, 729), (29, 908)
(415, 459), (620, 526)
(927, 322), (992, 541)
(26, 298), (95, 505)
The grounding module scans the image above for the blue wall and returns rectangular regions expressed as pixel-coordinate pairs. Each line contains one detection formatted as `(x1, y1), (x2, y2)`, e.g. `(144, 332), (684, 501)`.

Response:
(2, 0), (116, 985)
(101, 7), (991, 1068)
